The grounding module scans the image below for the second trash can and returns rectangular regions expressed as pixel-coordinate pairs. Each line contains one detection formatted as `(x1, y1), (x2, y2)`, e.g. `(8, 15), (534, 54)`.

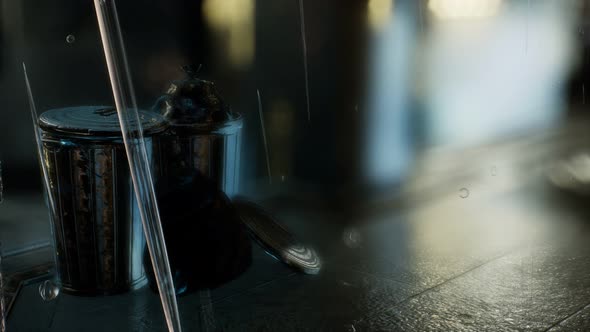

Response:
(153, 69), (243, 197)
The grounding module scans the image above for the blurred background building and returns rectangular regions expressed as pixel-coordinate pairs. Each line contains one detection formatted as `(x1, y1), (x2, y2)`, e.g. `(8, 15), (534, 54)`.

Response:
(0, 0), (583, 195)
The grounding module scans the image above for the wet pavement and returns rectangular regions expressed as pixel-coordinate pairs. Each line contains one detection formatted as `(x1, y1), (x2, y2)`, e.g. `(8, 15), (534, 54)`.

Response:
(5, 120), (590, 331)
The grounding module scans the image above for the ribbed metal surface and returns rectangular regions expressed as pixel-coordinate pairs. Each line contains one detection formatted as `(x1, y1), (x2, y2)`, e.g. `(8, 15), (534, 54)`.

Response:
(41, 140), (148, 295)
(158, 119), (242, 197)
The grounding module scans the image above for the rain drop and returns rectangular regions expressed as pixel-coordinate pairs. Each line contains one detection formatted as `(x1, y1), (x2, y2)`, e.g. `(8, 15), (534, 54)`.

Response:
(281, 175), (285, 182)
(38, 280), (59, 301)
(459, 188), (469, 199)
(342, 228), (362, 248)
(339, 280), (353, 287)
(345, 324), (357, 332)
(66, 34), (76, 44)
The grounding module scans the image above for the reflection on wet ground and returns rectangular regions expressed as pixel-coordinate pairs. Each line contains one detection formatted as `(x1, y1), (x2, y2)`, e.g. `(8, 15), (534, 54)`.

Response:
(5, 118), (590, 331)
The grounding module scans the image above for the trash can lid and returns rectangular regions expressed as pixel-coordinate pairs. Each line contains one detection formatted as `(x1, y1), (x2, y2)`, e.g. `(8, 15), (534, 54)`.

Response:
(233, 199), (321, 275)
(39, 106), (168, 137)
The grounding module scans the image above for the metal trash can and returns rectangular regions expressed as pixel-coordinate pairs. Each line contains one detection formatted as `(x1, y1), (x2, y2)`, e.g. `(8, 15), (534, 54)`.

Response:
(154, 73), (243, 196)
(39, 106), (168, 295)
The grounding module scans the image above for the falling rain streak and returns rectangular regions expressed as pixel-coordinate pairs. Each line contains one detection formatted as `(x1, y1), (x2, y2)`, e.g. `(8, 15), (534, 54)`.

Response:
(525, 3), (536, 315)
(198, 290), (216, 332)
(24, 63), (60, 234)
(0, 244), (4, 332)
(418, 0), (424, 34)
(24, 63), (66, 300)
(525, 0), (530, 54)
(92, 1), (182, 329)
(257, 89), (272, 184)
(298, 0), (311, 122)
(345, 324), (357, 332)
(0, 171), (3, 332)
(0, 162), (3, 204)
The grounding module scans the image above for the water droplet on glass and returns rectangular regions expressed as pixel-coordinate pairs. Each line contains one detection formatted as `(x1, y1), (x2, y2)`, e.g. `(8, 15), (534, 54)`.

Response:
(345, 324), (357, 332)
(491, 166), (497, 176)
(459, 188), (469, 199)
(281, 175), (285, 182)
(342, 228), (362, 248)
(66, 34), (76, 44)
(38, 280), (59, 301)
